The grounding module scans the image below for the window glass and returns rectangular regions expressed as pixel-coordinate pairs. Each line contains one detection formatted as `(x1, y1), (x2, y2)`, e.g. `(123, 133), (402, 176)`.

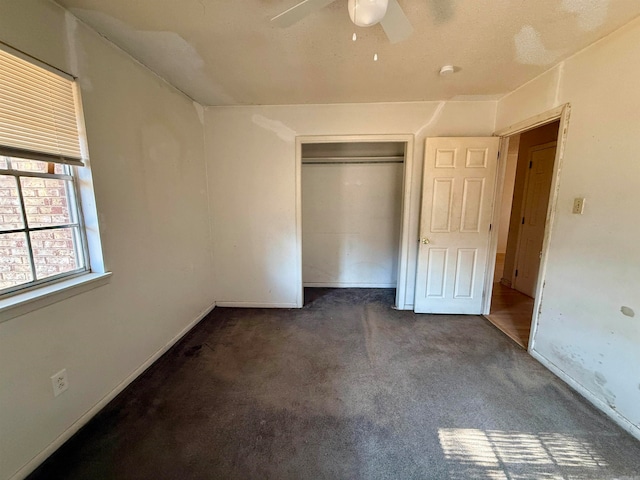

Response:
(21, 177), (74, 228)
(0, 175), (24, 231)
(0, 232), (34, 289)
(30, 227), (82, 280)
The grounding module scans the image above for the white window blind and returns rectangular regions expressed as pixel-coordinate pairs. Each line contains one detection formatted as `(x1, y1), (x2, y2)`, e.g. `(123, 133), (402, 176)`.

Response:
(0, 47), (84, 166)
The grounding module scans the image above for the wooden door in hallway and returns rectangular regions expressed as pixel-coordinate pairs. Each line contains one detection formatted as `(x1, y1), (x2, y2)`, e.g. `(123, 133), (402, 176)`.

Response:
(513, 142), (556, 297)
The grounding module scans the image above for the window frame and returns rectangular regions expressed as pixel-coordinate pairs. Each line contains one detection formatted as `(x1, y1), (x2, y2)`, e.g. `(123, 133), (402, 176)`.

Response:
(0, 155), (91, 297)
(0, 42), (107, 314)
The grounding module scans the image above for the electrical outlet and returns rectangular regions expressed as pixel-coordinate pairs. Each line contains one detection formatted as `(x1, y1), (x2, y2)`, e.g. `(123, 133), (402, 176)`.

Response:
(572, 197), (585, 214)
(51, 369), (69, 397)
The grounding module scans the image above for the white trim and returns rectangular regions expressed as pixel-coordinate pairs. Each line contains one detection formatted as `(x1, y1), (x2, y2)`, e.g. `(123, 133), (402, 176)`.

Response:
(482, 136), (511, 315)
(295, 139), (303, 308)
(396, 137), (415, 311)
(215, 301), (298, 309)
(295, 134), (415, 310)
(303, 282), (396, 288)
(483, 104), (570, 340)
(0, 272), (112, 323)
(9, 301), (216, 480)
(530, 349), (640, 441)
(494, 105), (565, 137)
(528, 106), (571, 352)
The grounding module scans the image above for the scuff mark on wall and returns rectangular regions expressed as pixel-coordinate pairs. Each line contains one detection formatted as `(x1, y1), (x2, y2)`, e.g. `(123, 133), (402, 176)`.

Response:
(514, 25), (562, 66)
(69, 9), (236, 106)
(561, 0), (609, 31)
(251, 114), (297, 143)
(414, 101), (446, 137)
(64, 11), (94, 92)
(64, 12), (79, 76)
(553, 62), (565, 107)
(193, 101), (205, 126)
(551, 345), (617, 408)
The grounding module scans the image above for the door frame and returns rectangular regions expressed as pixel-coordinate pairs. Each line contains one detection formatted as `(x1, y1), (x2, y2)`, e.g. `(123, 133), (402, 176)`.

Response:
(295, 134), (415, 309)
(482, 104), (571, 352)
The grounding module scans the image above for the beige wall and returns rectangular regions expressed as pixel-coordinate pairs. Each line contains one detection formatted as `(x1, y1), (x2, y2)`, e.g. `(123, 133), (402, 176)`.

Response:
(205, 102), (497, 309)
(496, 17), (640, 437)
(0, 2), (215, 478)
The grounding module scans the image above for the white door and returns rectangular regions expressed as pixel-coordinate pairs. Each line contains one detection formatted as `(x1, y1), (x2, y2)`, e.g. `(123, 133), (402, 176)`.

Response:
(513, 143), (556, 297)
(414, 137), (499, 314)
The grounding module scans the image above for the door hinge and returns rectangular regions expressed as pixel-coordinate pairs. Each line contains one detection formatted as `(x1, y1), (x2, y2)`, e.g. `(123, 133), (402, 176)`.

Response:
(529, 160), (533, 169)
(521, 217), (525, 224)
(497, 151), (500, 160)
(515, 269), (519, 277)
(489, 223), (492, 232)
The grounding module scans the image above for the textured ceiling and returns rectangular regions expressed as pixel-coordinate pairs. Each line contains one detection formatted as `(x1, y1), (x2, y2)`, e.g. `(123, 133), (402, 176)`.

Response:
(54, 0), (640, 106)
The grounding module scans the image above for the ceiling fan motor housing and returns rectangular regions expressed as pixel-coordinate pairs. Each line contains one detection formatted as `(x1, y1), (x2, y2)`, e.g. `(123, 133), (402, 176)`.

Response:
(348, 0), (389, 27)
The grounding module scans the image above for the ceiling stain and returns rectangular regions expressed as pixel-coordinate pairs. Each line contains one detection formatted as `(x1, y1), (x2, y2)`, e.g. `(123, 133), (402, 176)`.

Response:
(514, 25), (563, 66)
(53, 1), (640, 105)
(70, 8), (236, 105)
(561, 0), (610, 31)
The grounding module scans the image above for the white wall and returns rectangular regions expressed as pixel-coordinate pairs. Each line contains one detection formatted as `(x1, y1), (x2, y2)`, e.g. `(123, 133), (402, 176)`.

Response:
(302, 162), (403, 287)
(496, 17), (640, 437)
(205, 101), (496, 308)
(0, 2), (214, 478)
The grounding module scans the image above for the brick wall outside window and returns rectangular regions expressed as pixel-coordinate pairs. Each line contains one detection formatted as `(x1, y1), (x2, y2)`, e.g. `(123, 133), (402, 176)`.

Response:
(0, 167), (79, 290)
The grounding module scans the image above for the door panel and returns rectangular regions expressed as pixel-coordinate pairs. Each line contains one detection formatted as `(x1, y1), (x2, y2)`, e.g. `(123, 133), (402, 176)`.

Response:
(414, 137), (499, 314)
(514, 143), (556, 297)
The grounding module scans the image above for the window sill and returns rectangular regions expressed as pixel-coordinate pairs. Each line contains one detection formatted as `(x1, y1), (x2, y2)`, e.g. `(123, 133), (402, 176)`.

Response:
(0, 272), (112, 324)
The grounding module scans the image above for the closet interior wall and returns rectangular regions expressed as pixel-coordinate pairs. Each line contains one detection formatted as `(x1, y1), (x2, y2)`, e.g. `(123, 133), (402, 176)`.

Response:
(301, 142), (405, 288)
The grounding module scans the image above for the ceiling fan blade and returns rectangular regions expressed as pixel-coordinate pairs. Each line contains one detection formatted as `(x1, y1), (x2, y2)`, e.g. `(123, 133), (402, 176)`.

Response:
(271, 0), (338, 28)
(380, 0), (413, 43)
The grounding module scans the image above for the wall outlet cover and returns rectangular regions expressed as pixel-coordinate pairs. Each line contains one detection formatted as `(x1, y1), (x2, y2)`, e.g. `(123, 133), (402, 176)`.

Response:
(572, 197), (585, 214)
(51, 369), (69, 397)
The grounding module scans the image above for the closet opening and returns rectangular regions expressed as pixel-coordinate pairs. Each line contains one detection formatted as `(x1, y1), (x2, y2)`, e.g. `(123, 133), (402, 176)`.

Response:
(297, 138), (413, 309)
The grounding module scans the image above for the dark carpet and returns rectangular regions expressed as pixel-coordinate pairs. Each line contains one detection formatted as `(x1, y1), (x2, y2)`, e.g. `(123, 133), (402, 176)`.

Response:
(29, 288), (640, 479)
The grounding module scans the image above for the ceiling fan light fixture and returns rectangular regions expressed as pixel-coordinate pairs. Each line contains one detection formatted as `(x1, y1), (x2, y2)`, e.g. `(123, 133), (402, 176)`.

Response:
(348, 0), (389, 27)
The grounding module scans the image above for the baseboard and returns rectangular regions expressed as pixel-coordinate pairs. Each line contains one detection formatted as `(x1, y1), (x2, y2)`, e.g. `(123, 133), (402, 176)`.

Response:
(303, 283), (396, 288)
(530, 348), (640, 441)
(10, 302), (216, 480)
(215, 301), (298, 308)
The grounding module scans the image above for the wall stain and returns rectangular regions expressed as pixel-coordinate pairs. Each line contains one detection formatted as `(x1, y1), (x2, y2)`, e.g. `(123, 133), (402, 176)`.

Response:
(620, 306), (635, 317)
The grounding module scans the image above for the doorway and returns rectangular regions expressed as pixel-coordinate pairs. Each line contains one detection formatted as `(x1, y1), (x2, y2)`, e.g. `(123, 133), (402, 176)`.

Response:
(486, 120), (561, 348)
(296, 135), (415, 309)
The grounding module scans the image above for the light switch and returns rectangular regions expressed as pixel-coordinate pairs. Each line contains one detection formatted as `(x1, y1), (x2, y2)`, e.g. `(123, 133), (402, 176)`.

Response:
(572, 197), (585, 214)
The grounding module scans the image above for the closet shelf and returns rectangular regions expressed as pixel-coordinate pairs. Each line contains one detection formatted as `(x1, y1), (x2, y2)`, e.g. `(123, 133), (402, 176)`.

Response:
(302, 155), (404, 165)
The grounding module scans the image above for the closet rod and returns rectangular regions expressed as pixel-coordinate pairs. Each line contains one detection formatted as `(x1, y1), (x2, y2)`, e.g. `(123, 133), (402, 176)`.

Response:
(302, 155), (404, 165)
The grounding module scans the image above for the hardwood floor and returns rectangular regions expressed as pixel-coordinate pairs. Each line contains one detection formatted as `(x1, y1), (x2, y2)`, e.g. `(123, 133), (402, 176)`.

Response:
(485, 254), (534, 349)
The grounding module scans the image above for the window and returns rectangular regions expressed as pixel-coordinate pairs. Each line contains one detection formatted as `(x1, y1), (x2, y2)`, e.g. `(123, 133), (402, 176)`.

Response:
(0, 157), (87, 294)
(0, 46), (90, 297)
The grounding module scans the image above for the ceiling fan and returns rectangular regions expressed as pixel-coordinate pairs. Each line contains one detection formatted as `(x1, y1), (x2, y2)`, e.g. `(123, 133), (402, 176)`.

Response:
(272, 0), (413, 44)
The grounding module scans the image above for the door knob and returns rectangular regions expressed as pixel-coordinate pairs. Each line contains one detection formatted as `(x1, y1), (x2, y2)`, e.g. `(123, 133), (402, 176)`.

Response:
(421, 237), (431, 244)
